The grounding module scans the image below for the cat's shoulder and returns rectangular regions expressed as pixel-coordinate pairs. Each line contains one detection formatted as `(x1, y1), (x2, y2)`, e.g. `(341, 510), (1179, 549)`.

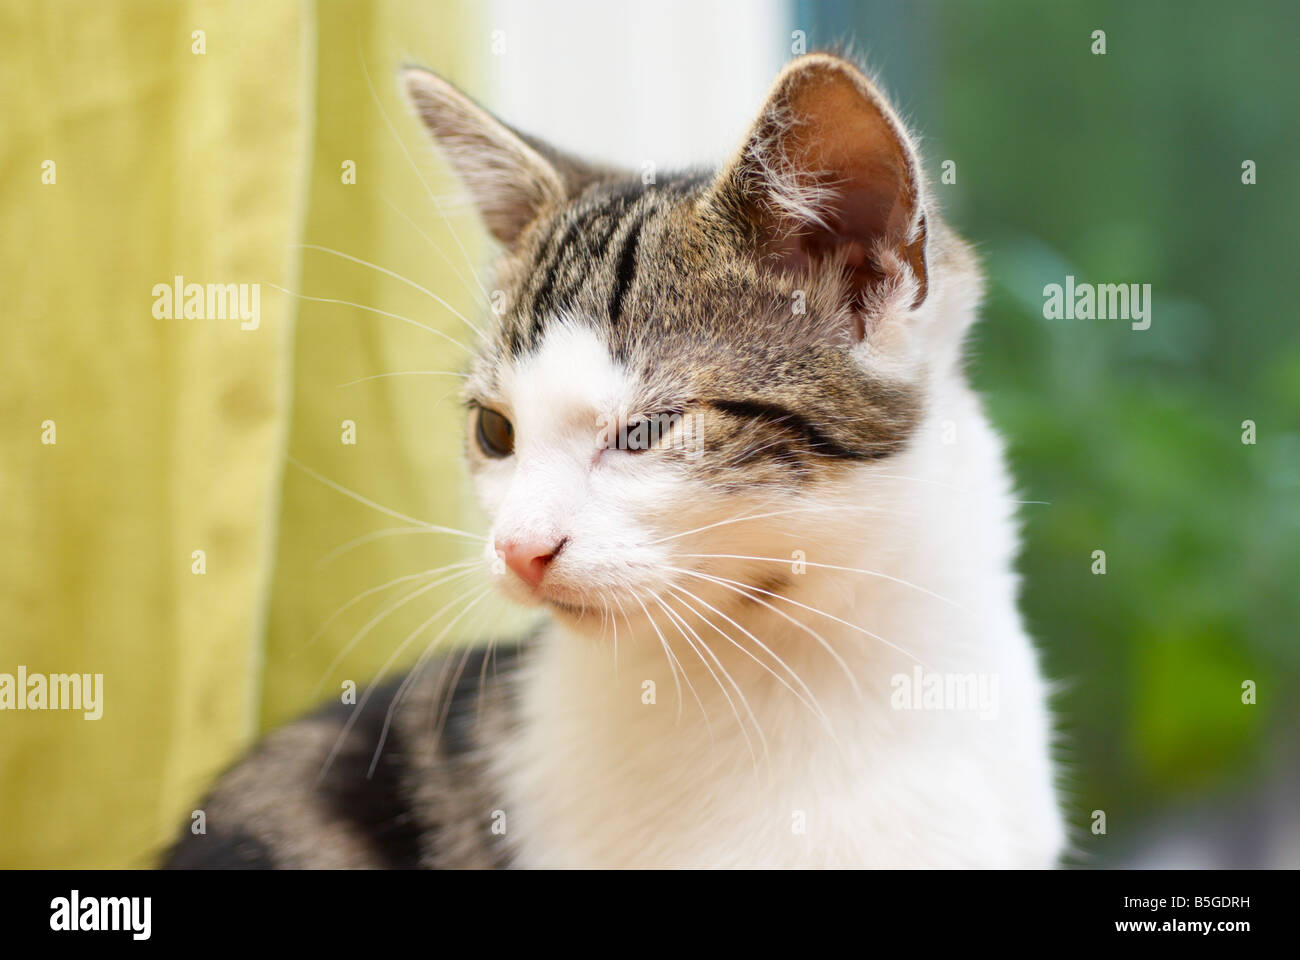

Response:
(163, 641), (527, 869)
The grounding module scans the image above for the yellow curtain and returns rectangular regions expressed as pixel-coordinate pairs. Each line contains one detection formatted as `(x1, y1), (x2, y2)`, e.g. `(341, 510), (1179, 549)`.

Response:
(0, 0), (486, 868)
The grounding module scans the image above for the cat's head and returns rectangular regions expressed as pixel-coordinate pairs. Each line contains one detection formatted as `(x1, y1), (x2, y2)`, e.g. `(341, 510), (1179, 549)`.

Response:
(403, 54), (979, 630)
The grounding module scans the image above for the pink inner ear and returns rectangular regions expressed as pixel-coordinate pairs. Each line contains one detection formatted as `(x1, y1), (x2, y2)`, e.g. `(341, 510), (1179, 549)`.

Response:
(773, 181), (926, 323)
(766, 64), (929, 313)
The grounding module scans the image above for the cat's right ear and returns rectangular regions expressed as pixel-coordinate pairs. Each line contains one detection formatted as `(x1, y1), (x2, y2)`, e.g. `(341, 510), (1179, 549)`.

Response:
(402, 68), (604, 247)
(704, 54), (929, 317)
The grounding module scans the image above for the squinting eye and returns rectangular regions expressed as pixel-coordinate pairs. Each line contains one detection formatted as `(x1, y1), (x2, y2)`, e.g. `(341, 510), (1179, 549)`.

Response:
(616, 411), (682, 452)
(475, 407), (514, 458)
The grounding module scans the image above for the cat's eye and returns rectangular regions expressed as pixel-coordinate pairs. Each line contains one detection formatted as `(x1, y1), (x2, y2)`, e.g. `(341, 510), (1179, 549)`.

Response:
(475, 407), (514, 458)
(615, 411), (682, 453)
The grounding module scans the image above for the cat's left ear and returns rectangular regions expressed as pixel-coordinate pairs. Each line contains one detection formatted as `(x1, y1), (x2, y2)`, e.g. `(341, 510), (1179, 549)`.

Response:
(402, 67), (609, 247)
(706, 54), (928, 314)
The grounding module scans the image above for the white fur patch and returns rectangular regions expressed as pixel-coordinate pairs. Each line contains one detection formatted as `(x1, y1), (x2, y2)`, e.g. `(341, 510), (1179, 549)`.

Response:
(502, 321), (633, 444)
(478, 323), (669, 611)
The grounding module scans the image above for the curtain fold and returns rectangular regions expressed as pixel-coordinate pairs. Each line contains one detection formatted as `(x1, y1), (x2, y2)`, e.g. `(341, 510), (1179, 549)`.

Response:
(0, 0), (482, 868)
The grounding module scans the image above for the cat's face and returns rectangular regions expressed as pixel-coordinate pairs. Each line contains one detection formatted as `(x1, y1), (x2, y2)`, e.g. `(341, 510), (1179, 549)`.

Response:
(406, 54), (960, 631)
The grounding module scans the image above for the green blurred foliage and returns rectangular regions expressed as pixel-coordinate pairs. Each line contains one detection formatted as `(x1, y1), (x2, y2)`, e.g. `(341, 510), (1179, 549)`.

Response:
(798, 0), (1300, 855)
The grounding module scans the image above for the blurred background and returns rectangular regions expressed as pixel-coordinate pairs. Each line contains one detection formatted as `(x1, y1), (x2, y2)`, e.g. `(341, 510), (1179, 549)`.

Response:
(1, 0), (1296, 868)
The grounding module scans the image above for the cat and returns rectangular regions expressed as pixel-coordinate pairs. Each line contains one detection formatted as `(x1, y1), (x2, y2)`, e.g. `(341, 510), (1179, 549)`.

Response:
(165, 52), (1066, 869)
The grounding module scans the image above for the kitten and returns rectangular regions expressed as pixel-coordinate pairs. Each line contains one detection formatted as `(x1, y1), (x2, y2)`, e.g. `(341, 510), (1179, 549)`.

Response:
(166, 53), (1065, 869)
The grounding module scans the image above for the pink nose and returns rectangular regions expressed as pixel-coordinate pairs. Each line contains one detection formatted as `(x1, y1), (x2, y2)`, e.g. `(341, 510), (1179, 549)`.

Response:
(495, 536), (567, 589)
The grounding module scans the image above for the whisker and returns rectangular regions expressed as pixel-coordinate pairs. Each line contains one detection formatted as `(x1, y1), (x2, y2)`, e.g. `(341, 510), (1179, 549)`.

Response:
(668, 566), (866, 694)
(656, 595), (765, 773)
(370, 587), (493, 777)
(262, 281), (473, 355)
(681, 552), (970, 614)
(476, 633), (498, 723)
(317, 524), (483, 568)
(296, 560), (478, 657)
(337, 370), (468, 389)
(382, 195), (488, 312)
(358, 45), (493, 304)
(666, 584), (835, 730)
(681, 566), (928, 668)
(417, 576), (513, 744)
(296, 243), (484, 338)
(312, 566), (479, 696)
(597, 598), (611, 648)
(317, 581), (487, 782)
(426, 632), (487, 751)
(632, 593), (694, 728)
(648, 502), (848, 546)
(611, 594), (627, 676)
(289, 456), (487, 539)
